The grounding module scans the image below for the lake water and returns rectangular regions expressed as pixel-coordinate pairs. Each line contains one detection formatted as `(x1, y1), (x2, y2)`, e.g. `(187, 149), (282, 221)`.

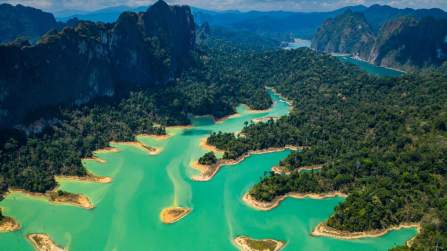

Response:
(0, 90), (416, 250)
(337, 56), (404, 77)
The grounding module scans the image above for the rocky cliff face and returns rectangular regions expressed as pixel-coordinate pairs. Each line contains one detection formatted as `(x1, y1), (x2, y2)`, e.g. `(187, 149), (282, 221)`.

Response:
(311, 11), (447, 70)
(311, 11), (375, 59)
(0, 0), (195, 128)
(0, 3), (58, 43)
(370, 17), (447, 68)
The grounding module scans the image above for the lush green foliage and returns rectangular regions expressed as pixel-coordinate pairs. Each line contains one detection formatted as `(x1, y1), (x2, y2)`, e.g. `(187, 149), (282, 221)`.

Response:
(0, 46), (271, 194)
(204, 48), (447, 249)
(198, 151), (217, 165)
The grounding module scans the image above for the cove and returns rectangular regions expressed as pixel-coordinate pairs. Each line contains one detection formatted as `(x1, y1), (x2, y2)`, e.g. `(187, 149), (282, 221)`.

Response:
(336, 56), (404, 77)
(0, 90), (417, 250)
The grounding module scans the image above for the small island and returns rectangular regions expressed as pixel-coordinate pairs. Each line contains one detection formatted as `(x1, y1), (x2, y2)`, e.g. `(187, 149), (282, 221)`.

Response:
(234, 236), (285, 251)
(160, 207), (191, 224)
(27, 233), (64, 251)
(0, 210), (20, 232)
(48, 190), (94, 209)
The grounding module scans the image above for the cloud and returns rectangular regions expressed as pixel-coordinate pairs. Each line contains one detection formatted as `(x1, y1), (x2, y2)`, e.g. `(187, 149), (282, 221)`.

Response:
(1, 0), (446, 12)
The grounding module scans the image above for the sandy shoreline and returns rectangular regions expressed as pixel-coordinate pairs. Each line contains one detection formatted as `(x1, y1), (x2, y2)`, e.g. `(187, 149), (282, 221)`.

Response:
(214, 113), (241, 124)
(0, 216), (20, 232)
(160, 207), (191, 224)
(165, 125), (193, 131)
(94, 147), (119, 154)
(199, 138), (225, 154)
(137, 133), (170, 140)
(233, 236), (285, 251)
(244, 105), (272, 114)
(191, 161), (209, 173)
(110, 141), (161, 155)
(271, 165), (323, 175)
(8, 189), (94, 210)
(82, 156), (107, 163)
(243, 191), (347, 211)
(192, 145), (300, 181)
(27, 233), (64, 251)
(213, 104), (272, 124)
(311, 222), (421, 240)
(55, 172), (112, 184)
(251, 116), (279, 123)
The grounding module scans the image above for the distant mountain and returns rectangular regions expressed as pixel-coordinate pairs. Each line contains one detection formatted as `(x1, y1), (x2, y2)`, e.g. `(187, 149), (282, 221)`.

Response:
(57, 5), (149, 23)
(55, 5), (368, 40)
(312, 10), (447, 69)
(311, 11), (375, 59)
(0, 0), (196, 128)
(192, 6), (368, 40)
(361, 4), (447, 32)
(0, 3), (58, 43)
(54, 4), (447, 43)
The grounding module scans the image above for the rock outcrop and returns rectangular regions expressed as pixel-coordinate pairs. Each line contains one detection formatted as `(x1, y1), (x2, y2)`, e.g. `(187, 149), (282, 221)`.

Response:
(311, 11), (375, 59)
(0, 0), (195, 128)
(312, 10), (447, 70)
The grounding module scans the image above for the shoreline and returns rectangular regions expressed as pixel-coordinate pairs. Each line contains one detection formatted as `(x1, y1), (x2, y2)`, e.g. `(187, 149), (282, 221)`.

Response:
(204, 104), (272, 125)
(165, 125), (193, 131)
(336, 54), (407, 74)
(233, 236), (285, 251)
(8, 189), (94, 210)
(350, 55), (407, 74)
(0, 216), (20, 232)
(251, 116), (279, 124)
(55, 172), (112, 184)
(271, 165), (322, 175)
(214, 113), (241, 124)
(160, 207), (191, 224)
(266, 86), (294, 107)
(243, 191), (347, 211)
(27, 234), (64, 251)
(199, 138), (225, 154)
(82, 156), (106, 163)
(311, 222), (421, 240)
(110, 141), (161, 155)
(94, 147), (119, 154)
(192, 145), (301, 182)
(244, 104), (272, 114)
(137, 133), (171, 140)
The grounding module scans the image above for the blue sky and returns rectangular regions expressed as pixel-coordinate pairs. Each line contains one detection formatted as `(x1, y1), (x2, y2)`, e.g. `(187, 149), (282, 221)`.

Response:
(1, 0), (447, 12)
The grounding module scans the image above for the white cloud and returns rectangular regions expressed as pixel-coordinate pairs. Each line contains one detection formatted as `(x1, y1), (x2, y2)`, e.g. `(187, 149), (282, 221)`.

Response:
(0, 0), (446, 12)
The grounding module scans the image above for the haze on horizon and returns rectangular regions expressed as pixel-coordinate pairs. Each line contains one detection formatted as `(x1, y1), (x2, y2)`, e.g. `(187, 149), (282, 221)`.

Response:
(1, 0), (447, 13)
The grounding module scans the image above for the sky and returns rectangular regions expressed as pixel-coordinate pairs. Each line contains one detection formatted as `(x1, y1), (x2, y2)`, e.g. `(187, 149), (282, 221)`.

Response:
(1, 0), (447, 13)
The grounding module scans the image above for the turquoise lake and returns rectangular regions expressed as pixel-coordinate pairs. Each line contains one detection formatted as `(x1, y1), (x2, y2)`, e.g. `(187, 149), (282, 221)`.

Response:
(0, 90), (416, 250)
